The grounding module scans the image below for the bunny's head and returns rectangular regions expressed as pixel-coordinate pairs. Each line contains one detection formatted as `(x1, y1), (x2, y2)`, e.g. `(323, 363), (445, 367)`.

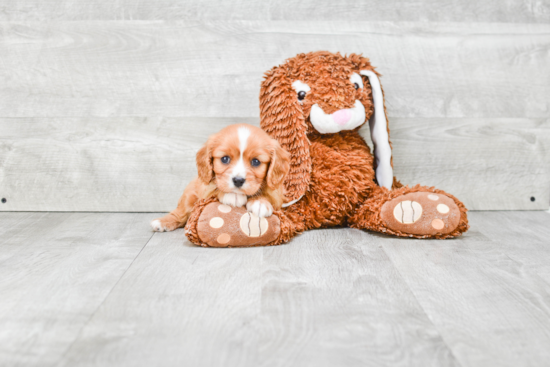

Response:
(260, 51), (393, 204)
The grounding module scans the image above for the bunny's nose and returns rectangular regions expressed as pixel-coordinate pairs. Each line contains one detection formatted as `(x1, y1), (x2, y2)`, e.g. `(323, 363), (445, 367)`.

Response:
(332, 109), (352, 125)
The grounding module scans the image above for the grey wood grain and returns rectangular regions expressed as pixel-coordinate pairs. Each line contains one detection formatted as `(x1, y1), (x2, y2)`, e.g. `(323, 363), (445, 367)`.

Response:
(1, 212), (549, 366)
(468, 211), (550, 278)
(58, 228), (265, 367)
(58, 228), (459, 367)
(0, 212), (44, 245)
(0, 212), (155, 367)
(0, 21), (548, 119)
(1, 117), (547, 212)
(373, 118), (550, 211)
(0, 0), (547, 23)
(257, 228), (459, 367)
(380, 211), (550, 367)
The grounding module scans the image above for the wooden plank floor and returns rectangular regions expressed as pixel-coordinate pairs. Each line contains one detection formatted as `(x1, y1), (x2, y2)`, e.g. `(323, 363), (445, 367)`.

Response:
(0, 211), (549, 367)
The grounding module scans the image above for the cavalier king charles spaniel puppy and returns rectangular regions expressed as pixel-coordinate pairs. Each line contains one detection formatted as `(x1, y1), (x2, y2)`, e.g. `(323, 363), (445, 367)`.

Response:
(151, 124), (290, 232)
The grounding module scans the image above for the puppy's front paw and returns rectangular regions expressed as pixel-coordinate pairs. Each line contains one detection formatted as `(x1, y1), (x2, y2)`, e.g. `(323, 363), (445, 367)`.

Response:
(151, 213), (186, 232)
(151, 218), (177, 232)
(151, 219), (165, 232)
(246, 199), (273, 218)
(221, 192), (247, 207)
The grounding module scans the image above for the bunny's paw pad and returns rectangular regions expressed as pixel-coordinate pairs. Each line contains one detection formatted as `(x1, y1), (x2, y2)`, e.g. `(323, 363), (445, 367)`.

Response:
(196, 202), (280, 247)
(380, 192), (461, 236)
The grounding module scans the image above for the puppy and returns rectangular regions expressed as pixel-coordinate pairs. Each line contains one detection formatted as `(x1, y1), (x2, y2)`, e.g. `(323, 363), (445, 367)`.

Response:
(151, 124), (290, 232)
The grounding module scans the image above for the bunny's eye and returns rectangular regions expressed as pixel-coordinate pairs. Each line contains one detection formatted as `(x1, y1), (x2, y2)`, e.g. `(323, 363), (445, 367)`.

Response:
(350, 73), (363, 90)
(221, 156), (230, 164)
(291, 80), (311, 104)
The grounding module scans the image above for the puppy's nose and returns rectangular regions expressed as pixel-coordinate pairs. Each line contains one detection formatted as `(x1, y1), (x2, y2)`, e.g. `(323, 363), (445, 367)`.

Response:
(232, 177), (245, 188)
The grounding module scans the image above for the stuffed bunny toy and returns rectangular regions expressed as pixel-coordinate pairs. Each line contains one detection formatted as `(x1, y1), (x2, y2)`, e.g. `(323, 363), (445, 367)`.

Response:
(185, 51), (469, 247)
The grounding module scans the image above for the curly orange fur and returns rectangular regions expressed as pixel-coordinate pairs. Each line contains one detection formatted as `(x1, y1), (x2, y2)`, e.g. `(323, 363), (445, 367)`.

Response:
(260, 51), (468, 240)
(185, 51), (469, 246)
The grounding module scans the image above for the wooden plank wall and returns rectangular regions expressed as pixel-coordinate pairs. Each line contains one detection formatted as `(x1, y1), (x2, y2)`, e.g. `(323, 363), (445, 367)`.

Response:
(0, 2), (548, 212)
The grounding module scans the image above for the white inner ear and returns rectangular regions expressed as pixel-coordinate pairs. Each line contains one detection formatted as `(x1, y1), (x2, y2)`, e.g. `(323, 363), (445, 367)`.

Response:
(360, 70), (393, 190)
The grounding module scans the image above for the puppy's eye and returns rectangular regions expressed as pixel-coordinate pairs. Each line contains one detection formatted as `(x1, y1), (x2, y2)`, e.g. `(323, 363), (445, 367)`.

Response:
(354, 83), (360, 90)
(251, 158), (261, 167)
(297, 91), (306, 101)
(221, 156), (230, 164)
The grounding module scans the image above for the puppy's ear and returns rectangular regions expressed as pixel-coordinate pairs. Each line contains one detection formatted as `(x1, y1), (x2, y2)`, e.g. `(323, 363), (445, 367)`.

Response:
(260, 65), (311, 202)
(267, 142), (291, 190)
(196, 139), (213, 184)
(348, 54), (394, 190)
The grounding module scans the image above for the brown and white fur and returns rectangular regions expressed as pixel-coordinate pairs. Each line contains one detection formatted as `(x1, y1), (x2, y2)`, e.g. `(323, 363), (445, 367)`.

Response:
(151, 124), (290, 232)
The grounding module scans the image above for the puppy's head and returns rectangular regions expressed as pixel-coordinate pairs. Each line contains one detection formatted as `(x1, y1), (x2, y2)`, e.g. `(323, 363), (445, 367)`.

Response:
(260, 51), (394, 203)
(196, 124), (290, 197)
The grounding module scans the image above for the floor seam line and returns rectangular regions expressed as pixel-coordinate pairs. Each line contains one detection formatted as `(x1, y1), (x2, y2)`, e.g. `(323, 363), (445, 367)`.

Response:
(379, 242), (466, 367)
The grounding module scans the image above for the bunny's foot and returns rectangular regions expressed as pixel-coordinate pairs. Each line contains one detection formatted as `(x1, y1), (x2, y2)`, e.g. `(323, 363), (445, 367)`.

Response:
(349, 185), (469, 239)
(185, 198), (285, 247)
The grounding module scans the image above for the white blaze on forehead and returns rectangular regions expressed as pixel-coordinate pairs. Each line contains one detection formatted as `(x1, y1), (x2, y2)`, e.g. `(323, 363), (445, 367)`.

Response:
(231, 127), (250, 179)
(237, 127), (250, 153)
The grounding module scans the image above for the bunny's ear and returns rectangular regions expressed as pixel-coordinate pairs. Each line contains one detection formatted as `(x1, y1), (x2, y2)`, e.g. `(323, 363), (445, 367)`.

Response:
(348, 54), (394, 190)
(260, 66), (311, 204)
(360, 69), (393, 190)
